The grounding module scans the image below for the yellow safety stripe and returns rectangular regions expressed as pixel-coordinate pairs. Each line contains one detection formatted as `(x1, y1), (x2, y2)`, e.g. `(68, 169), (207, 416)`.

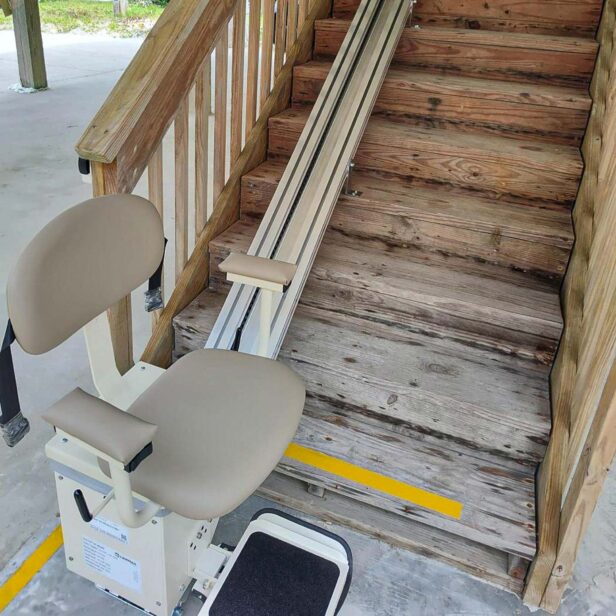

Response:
(0, 525), (63, 611)
(285, 443), (463, 519)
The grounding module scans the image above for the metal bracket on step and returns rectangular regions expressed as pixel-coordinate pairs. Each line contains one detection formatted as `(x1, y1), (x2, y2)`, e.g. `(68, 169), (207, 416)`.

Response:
(343, 161), (362, 197)
(307, 483), (325, 498)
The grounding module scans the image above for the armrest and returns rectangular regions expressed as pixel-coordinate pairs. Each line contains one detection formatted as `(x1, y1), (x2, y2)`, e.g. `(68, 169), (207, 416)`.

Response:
(219, 253), (297, 291)
(43, 388), (157, 469)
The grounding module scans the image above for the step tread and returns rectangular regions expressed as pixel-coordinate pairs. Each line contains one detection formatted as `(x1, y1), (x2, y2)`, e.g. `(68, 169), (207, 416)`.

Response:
(333, 0), (603, 38)
(294, 60), (592, 110)
(244, 159), (574, 248)
(270, 106), (583, 175)
(210, 217), (562, 344)
(315, 18), (598, 54)
(174, 288), (539, 559)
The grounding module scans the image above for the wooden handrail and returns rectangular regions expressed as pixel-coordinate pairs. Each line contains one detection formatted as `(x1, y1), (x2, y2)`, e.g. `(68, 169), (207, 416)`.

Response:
(76, 0), (330, 373)
(76, 0), (237, 192)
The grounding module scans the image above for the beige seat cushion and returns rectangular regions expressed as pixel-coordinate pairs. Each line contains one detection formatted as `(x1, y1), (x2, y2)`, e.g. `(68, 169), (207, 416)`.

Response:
(101, 349), (305, 520)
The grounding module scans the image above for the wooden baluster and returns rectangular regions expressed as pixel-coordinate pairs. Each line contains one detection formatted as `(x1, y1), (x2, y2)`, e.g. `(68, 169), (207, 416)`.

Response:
(195, 58), (211, 238)
(214, 29), (228, 201)
(245, 0), (261, 139)
(147, 144), (164, 326)
(174, 96), (189, 281)
(259, 0), (275, 108)
(231, 0), (246, 163)
(274, 0), (288, 77)
(298, 0), (308, 30)
(287, 0), (298, 52)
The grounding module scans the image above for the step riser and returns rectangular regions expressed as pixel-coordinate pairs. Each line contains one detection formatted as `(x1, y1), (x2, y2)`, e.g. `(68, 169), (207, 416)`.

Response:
(333, 0), (602, 37)
(314, 22), (597, 87)
(268, 116), (581, 205)
(292, 69), (589, 146)
(208, 241), (560, 367)
(241, 173), (571, 278)
(258, 472), (526, 595)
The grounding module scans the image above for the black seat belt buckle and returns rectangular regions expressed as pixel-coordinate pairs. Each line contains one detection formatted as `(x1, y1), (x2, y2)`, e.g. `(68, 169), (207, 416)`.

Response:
(145, 238), (167, 313)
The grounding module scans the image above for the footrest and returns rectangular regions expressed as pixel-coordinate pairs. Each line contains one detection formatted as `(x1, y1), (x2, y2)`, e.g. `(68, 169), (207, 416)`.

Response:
(201, 509), (352, 616)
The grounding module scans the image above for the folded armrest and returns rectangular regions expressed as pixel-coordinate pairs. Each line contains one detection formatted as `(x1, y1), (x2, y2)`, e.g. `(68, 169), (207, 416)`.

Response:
(219, 253), (297, 289)
(43, 388), (157, 468)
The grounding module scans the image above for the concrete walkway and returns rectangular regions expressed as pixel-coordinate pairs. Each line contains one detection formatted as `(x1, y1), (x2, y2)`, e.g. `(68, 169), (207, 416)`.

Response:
(1, 30), (615, 616)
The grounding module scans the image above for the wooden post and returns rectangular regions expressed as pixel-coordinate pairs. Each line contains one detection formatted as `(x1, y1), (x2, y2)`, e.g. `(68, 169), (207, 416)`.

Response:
(113, 0), (128, 17)
(11, 0), (47, 90)
(91, 161), (134, 375)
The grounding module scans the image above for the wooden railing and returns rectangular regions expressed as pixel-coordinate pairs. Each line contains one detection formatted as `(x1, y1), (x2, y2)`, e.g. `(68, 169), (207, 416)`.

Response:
(524, 0), (616, 610)
(76, 0), (332, 372)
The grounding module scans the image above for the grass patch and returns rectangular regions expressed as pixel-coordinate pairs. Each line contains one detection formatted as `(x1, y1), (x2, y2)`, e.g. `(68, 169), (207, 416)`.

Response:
(0, 0), (165, 37)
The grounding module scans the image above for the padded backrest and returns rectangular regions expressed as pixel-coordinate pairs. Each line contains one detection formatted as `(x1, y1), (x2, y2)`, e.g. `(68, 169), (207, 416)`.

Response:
(7, 195), (164, 355)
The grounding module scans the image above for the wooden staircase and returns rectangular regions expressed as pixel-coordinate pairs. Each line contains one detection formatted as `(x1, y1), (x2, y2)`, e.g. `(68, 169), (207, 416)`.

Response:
(174, 0), (601, 591)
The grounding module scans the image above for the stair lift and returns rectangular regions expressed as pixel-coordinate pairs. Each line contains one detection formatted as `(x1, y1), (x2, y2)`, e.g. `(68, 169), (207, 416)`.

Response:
(1, 194), (352, 616)
(0, 0), (412, 613)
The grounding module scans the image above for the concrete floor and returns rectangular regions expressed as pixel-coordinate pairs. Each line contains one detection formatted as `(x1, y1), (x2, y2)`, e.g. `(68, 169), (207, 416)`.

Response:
(1, 30), (616, 616)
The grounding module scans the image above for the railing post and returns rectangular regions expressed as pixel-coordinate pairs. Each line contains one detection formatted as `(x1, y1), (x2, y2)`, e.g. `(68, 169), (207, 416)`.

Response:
(91, 160), (134, 375)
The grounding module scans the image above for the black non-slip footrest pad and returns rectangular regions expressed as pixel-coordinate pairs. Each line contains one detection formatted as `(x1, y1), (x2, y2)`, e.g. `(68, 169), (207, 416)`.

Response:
(209, 531), (340, 616)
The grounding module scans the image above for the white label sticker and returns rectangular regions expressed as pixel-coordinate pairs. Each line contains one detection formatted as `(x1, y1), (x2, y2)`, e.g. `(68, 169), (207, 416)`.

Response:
(90, 517), (129, 545)
(82, 537), (142, 592)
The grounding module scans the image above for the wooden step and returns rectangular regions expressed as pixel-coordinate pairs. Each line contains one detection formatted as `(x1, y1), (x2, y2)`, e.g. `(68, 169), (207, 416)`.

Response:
(268, 107), (583, 204)
(334, 0), (603, 37)
(208, 218), (563, 367)
(293, 60), (591, 146)
(314, 19), (598, 87)
(242, 160), (573, 278)
(258, 472), (526, 595)
(175, 288), (540, 559)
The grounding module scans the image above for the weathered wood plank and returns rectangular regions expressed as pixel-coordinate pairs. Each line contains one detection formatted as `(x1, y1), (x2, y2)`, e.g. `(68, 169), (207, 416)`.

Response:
(258, 472), (524, 594)
(214, 30), (229, 201)
(259, 0), (276, 107)
(147, 144), (164, 326)
(245, 0), (261, 139)
(334, 0), (604, 37)
(231, 0), (246, 164)
(241, 159), (573, 277)
(174, 97), (189, 280)
(315, 20), (598, 87)
(293, 61), (591, 145)
(269, 107), (583, 204)
(274, 0), (288, 77)
(195, 59), (211, 236)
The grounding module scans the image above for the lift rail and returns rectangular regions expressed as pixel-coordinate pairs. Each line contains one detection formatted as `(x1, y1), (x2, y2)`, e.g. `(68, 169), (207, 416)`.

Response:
(207, 0), (414, 358)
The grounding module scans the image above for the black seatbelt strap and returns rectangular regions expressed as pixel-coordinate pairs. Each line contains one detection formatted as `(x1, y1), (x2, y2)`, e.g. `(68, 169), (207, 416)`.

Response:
(145, 238), (167, 313)
(0, 321), (29, 447)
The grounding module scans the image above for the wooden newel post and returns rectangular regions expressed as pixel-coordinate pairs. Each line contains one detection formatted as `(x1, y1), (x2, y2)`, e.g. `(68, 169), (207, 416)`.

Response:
(11, 0), (48, 90)
(91, 161), (135, 376)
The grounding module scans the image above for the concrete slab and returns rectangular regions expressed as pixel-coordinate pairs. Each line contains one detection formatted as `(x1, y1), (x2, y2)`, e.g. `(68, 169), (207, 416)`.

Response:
(0, 29), (615, 616)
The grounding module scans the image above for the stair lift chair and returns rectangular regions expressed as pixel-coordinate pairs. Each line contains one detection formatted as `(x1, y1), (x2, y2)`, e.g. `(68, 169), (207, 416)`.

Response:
(2, 195), (352, 616)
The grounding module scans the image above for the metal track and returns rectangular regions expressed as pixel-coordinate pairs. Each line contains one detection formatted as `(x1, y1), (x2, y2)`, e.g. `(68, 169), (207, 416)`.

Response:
(206, 0), (413, 358)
